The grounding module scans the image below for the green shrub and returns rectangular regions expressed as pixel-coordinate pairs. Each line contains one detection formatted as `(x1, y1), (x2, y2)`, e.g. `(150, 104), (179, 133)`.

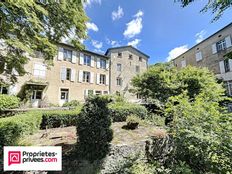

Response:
(63, 100), (81, 108)
(108, 102), (148, 122)
(76, 96), (113, 161)
(124, 115), (141, 130)
(0, 94), (19, 111)
(0, 111), (42, 148)
(41, 107), (82, 129)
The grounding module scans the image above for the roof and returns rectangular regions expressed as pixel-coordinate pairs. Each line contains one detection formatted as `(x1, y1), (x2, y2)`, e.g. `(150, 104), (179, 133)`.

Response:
(172, 22), (232, 61)
(105, 45), (150, 58)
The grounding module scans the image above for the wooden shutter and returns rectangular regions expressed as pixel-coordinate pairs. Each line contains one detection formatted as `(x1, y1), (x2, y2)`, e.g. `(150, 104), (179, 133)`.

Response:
(90, 72), (94, 83)
(78, 70), (83, 82)
(229, 59), (232, 72)
(106, 75), (109, 86)
(71, 69), (76, 82)
(96, 73), (100, 84)
(106, 60), (109, 69)
(225, 36), (232, 48)
(219, 61), (225, 74)
(97, 58), (100, 68)
(60, 67), (66, 80)
(91, 56), (95, 67)
(212, 43), (217, 54)
(72, 51), (77, 64)
(58, 47), (64, 61)
(79, 53), (84, 65)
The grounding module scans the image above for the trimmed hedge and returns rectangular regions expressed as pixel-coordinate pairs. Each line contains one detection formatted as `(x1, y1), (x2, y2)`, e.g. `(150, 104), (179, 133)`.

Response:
(0, 94), (19, 111)
(40, 107), (82, 129)
(0, 111), (42, 148)
(63, 100), (80, 107)
(108, 102), (148, 122)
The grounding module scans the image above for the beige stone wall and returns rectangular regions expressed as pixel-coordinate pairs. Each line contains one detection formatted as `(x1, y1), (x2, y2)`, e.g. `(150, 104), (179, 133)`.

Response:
(107, 47), (148, 102)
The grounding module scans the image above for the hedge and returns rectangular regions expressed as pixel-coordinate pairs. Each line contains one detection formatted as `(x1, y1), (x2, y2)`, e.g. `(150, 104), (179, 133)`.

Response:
(0, 94), (19, 111)
(108, 102), (148, 122)
(0, 111), (42, 148)
(40, 107), (82, 129)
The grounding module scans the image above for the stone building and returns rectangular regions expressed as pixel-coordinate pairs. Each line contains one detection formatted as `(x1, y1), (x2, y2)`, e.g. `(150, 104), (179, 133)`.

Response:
(0, 43), (149, 107)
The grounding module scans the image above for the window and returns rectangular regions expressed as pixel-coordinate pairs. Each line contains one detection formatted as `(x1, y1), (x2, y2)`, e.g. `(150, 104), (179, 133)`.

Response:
(118, 52), (122, 58)
(100, 59), (106, 69)
(224, 59), (230, 72)
(129, 54), (133, 60)
(0, 86), (8, 94)
(66, 68), (71, 80)
(181, 60), (186, 67)
(100, 74), (106, 85)
(63, 49), (72, 62)
(31, 90), (42, 100)
(136, 66), (140, 73)
(103, 91), (108, 95)
(83, 71), (91, 83)
(116, 77), (122, 86)
(117, 64), (122, 71)
(137, 94), (142, 99)
(226, 81), (232, 96)
(195, 52), (203, 62)
(84, 54), (91, 66)
(139, 57), (143, 62)
(216, 39), (226, 52)
(95, 91), (102, 95)
(33, 63), (46, 78)
(60, 89), (69, 101)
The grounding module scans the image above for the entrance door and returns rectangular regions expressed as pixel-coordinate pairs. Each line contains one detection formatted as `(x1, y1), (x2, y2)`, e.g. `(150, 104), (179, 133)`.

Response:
(31, 90), (42, 108)
(60, 88), (69, 106)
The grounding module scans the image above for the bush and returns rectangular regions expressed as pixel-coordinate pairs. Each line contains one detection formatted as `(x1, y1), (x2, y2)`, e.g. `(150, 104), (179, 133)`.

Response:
(0, 111), (42, 148)
(40, 107), (82, 129)
(76, 96), (113, 161)
(124, 115), (141, 130)
(0, 94), (19, 111)
(62, 100), (81, 108)
(108, 102), (148, 122)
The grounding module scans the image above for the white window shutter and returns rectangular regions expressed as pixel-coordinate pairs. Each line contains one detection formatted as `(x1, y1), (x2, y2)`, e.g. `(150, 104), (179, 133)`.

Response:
(60, 67), (66, 80)
(212, 43), (217, 54)
(58, 47), (64, 61)
(96, 73), (100, 84)
(79, 53), (84, 65)
(106, 75), (109, 86)
(106, 60), (109, 69)
(79, 70), (83, 82)
(225, 36), (232, 48)
(97, 58), (100, 68)
(9, 85), (17, 95)
(90, 72), (94, 83)
(229, 59), (232, 72)
(195, 52), (202, 62)
(181, 60), (186, 67)
(72, 51), (77, 64)
(91, 56), (95, 67)
(219, 61), (225, 74)
(71, 69), (76, 82)
(84, 89), (88, 97)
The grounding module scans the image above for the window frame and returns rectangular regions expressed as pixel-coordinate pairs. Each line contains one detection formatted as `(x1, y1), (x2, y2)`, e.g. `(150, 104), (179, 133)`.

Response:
(31, 90), (42, 100)
(100, 59), (106, 69)
(117, 63), (122, 71)
(99, 74), (106, 85)
(116, 77), (122, 86)
(66, 68), (71, 80)
(83, 71), (91, 83)
(63, 49), (72, 62)
(84, 54), (91, 66)
(60, 88), (69, 101)
(216, 39), (226, 52)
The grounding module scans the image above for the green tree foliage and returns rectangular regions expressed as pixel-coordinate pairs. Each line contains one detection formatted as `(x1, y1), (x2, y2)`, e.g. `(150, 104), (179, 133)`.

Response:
(0, 94), (19, 111)
(76, 96), (113, 161)
(0, 0), (88, 83)
(175, 0), (232, 21)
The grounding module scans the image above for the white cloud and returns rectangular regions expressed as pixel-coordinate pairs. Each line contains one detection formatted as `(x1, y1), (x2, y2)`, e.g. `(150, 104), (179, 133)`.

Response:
(106, 37), (121, 47)
(112, 6), (124, 21)
(166, 45), (189, 61)
(83, 0), (101, 7)
(86, 22), (99, 32)
(94, 49), (104, 54)
(92, 40), (103, 49)
(127, 39), (141, 48)
(195, 30), (206, 43)
(123, 10), (143, 39)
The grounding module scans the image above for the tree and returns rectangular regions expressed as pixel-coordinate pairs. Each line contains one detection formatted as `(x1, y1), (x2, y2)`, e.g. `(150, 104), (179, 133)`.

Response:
(0, 0), (88, 83)
(175, 0), (232, 21)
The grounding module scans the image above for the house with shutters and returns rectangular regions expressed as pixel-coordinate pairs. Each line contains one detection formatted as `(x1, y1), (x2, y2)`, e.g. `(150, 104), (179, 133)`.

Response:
(172, 22), (232, 97)
(0, 43), (149, 107)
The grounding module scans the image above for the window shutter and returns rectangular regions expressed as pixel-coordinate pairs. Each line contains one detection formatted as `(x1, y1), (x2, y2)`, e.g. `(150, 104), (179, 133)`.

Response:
(79, 53), (84, 65)
(84, 89), (88, 97)
(90, 72), (94, 83)
(225, 36), (232, 48)
(106, 75), (109, 86)
(97, 58), (100, 68)
(58, 47), (64, 61)
(212, 43), (217, 54)
(106, 60), (109, 69)
(229, 59), (232, 72)
(181, 60), (186, 67)
(219, 61), (225, 74)
(96, 73), (100, 84)
(195, 52), (202, 61)
(72, 51), (77, 64)
(91, 56), (95, 67)
(71, 69), (76, 82)
(79, 70), (83, 82)
(8, 85), (17, 95)
(60, 67), (66, 80)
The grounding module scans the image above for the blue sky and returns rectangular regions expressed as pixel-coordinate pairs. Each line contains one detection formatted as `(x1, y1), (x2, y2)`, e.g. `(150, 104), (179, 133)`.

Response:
(83, 0), (232, 64)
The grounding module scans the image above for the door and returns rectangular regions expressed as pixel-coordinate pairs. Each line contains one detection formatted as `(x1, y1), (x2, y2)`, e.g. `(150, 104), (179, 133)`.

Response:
(31, 90), (42, 108)
(59, 88), (69, 106)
